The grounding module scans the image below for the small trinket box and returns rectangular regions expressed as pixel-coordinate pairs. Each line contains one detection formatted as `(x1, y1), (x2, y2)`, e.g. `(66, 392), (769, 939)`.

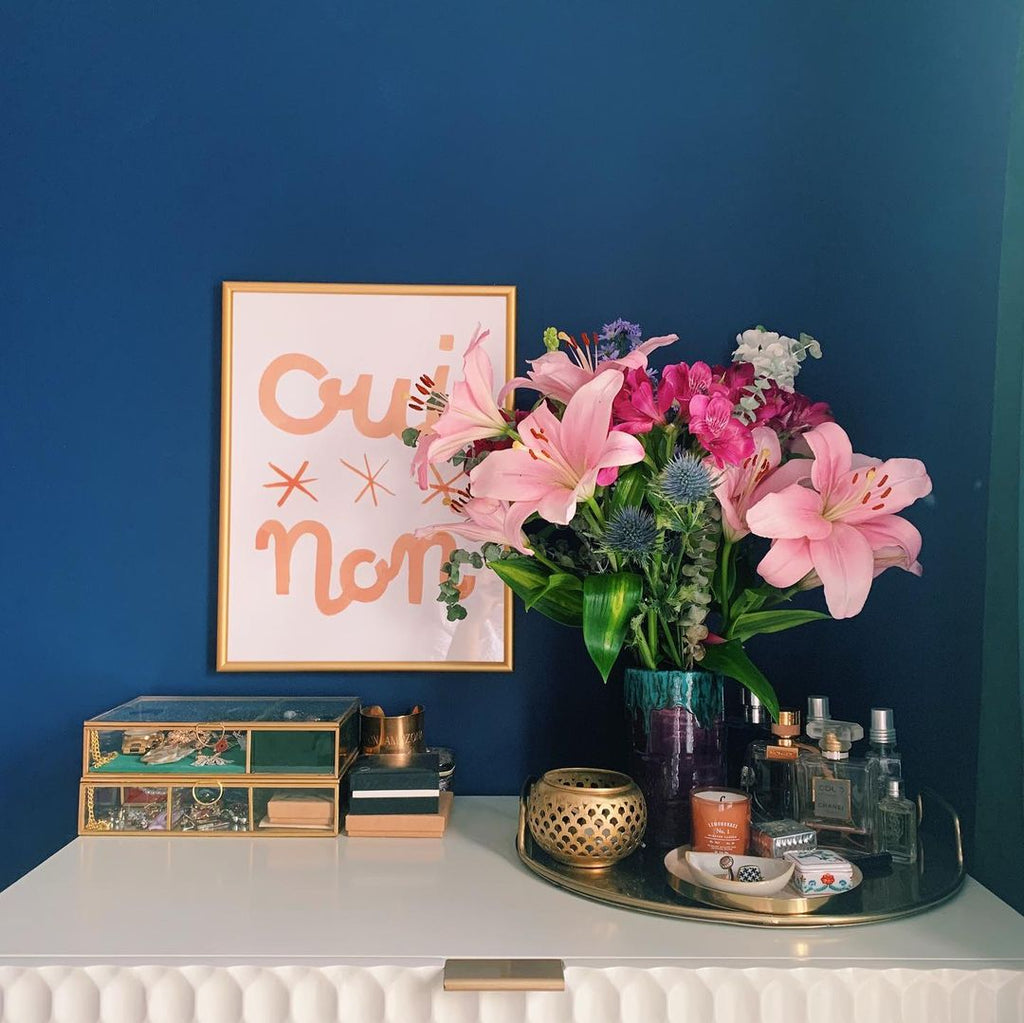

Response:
(750, 818), (818, 858)
(784, 848), (855, 894)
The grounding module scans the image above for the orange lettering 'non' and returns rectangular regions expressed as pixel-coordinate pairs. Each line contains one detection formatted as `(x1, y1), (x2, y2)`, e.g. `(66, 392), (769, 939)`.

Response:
(255, 519), (475, 615)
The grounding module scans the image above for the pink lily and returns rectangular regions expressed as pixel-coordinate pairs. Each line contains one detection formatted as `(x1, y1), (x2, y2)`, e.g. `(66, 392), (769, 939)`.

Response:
(688, 393), (755, 467)
(470, 371), (645, 524)
(714, 427), (813, 541)
(411, 325), (509, 488)
(417, 497), (535, 556)
(746, 422), (932, 618)
(499, 334), (679, 405)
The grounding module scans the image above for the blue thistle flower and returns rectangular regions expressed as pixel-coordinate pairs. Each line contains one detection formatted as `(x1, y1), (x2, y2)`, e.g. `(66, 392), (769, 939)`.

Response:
(603, 507), (659, 560)
(598, 318), (643, 355)
(659, 453), (713, 505)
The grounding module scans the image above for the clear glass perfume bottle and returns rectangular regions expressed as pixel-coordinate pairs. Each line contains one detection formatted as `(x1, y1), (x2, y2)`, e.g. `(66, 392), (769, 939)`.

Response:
(796, 719), (881, 852)
(877, 777), (917, 863)
(726, 691), (771, 788)
(865, 707), (902, 801)
(741, 709), (801, 821)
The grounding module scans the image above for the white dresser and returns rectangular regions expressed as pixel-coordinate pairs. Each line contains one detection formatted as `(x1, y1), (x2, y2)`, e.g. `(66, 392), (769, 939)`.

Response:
(0, 796), (1021, 1023)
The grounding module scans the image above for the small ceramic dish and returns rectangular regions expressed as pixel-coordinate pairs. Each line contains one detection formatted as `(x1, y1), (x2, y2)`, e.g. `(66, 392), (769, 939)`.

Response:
(684, 850), (795, 896)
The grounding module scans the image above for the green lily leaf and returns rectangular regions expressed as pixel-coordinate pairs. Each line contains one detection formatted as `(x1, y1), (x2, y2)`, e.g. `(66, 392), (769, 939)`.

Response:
(700, 640), (780, 719)
(489, 557), (583, 627)
(582, 572), (643, 683)
(728, 609), (830, 644)
(524, 572), (582, 611)
(607, 465), (649, 515)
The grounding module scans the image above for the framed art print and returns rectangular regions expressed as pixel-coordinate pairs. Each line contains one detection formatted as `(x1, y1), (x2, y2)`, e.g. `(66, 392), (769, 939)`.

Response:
(217, 282), (515, 671)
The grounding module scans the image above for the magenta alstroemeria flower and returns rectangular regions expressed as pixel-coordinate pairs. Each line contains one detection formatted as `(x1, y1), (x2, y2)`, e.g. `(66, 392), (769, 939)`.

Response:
(500, 334), (678, 405)
(471, 371), (645, 524)
(714, 426), (813, 541)
(412, 326), (509, 488)
(688, 393), (755, 467)
(661, 361), (720, 422)
(417, 497), (535, 556)
(755, 385), (833, 439)
(746, 422), (932, 618)
(611, 367), (675, 435)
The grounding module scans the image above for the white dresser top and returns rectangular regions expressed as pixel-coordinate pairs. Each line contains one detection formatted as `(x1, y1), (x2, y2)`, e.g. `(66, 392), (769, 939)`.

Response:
(0, 796), (1021, 969)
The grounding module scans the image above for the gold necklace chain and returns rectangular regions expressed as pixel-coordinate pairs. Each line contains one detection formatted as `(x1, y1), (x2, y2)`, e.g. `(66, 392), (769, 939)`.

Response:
(89, 730), (117, 769)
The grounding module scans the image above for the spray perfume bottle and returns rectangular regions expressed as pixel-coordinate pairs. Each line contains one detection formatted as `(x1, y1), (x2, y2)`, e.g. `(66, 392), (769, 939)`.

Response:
(877, 777), (917, 863)
(726, 690), (771, 788)
(741, 709), (801, 821)
(797, 719), (881, 852)
(865, 707), (902, 801)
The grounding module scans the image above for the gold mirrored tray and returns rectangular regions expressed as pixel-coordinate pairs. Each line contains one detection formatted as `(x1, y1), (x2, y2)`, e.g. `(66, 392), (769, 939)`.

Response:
(516, 781), (965, 928)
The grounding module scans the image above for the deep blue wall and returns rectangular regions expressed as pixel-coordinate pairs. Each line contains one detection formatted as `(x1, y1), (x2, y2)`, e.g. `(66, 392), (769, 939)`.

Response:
(2, 2), (1020, 891)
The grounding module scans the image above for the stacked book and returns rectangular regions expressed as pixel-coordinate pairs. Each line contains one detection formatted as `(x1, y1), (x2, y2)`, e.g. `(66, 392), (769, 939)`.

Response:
(345, 752), (452, 838)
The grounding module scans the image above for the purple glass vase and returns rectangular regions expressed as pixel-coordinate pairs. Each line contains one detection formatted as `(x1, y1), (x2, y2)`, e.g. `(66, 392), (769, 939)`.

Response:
(624, 668), (726, 849)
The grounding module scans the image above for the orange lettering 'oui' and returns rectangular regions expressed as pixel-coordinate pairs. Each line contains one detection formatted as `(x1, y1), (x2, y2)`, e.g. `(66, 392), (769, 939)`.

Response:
(258, 352), (451, 440)
(254, 519), (475, 615)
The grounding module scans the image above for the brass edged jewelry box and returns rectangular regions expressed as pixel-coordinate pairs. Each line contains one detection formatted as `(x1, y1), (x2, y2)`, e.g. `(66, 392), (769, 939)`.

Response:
(79, 778), (342, 836)
(83, 697), (360, 779)
(79, 697), (359, 837)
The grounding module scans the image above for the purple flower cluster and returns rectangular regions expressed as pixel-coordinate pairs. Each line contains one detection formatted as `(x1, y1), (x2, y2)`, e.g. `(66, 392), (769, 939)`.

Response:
(598, 318), (643, 359)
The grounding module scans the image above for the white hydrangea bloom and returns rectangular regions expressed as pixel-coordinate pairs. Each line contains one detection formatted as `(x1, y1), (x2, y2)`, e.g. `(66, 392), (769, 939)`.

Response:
(732, 327), (821, 392)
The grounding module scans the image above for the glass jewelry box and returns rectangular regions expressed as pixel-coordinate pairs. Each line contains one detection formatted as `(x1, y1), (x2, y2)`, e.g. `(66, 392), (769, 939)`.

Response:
(79, 780), (342, 836)
(83, 697), (360, 779)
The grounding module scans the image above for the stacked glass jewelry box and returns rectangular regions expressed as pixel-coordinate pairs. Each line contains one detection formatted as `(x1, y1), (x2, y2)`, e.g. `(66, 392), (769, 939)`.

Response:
(79, 697), (360, 836)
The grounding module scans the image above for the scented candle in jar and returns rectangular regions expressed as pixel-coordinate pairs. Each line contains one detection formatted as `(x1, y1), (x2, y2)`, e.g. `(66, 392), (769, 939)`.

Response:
(690, 786), (751, 854)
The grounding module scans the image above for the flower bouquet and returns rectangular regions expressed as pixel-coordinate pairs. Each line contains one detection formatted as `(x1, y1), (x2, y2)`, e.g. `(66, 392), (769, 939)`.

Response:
(407, 320), (931, 718)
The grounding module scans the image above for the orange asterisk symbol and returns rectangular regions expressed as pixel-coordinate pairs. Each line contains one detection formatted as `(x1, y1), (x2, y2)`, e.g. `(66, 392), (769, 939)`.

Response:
(421, 464), (468, 506)
(263, 461), (319, 507)
(340, 454), (395, 507)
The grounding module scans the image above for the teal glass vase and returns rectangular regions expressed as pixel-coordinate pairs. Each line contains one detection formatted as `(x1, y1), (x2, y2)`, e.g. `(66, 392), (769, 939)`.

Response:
(623, 668), (726, 849)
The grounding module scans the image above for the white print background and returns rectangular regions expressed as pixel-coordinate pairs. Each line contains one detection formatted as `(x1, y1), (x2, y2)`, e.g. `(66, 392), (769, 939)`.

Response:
(224, 290), (509, 665)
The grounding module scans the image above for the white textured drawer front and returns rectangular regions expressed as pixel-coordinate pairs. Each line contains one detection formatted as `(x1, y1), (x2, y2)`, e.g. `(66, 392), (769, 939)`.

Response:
(0, 965), (1022, 1023)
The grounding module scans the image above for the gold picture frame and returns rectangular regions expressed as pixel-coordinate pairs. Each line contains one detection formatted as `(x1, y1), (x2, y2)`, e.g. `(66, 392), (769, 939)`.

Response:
(218, 281), (516, 672)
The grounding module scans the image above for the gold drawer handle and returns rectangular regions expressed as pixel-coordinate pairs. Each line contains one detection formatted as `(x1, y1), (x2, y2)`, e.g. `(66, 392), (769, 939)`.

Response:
(443, 959), (565, 992)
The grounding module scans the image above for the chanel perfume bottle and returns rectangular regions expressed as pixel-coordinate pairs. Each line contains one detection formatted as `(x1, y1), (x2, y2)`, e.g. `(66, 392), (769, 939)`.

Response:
(865, 707), (902, 801)
(726, 691), (771, 788)
(797, 719), (880, 852)
(741, 709), (801, 821)
(877, 777), (917, 863)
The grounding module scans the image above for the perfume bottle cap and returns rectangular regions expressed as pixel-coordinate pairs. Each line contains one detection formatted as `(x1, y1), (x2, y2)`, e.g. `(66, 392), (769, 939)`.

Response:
(870, 707), (897, 744)
(743, 692), (769, 726)
(807, 719), (864, 758)
(771, 709), (801, 739)
(887, 777), (904, 800)
(806, 695), (831, 722)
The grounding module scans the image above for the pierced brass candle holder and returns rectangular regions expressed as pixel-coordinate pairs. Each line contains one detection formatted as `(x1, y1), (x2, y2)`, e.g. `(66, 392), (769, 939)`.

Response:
(526, 768), (647, 869)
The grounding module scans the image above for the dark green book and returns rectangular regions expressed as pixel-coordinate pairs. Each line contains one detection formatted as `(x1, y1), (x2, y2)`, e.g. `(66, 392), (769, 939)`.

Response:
(347, 794), (440, 815)
(348, 752), (440, 792)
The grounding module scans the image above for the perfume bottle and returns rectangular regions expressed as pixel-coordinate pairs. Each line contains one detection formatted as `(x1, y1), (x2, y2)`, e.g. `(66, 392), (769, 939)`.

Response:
(865, 707), (902, 801)
(797, 719), (881, 853)
(741, 709), (801, 821)
(877, 777), (917, 863)
(726, 691), (771, 788)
